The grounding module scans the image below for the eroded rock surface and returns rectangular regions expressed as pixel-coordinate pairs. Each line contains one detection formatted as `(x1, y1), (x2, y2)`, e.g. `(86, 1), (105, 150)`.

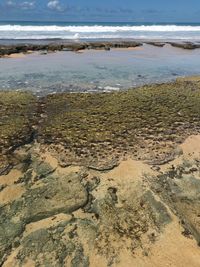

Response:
(1, 80), (200, 266)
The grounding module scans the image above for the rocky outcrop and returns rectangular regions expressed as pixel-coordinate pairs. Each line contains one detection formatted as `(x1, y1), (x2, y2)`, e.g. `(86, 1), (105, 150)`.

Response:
(146, 42), (165, 47)
(0, 41), (143, 57)
(0, 155), (88, 265)
(2, 142), (200, 266)
(168, 42), (200, 50)
(147, 158), (200, 245)
(1, 40), (200, 57)
(1, 79), (200, 266)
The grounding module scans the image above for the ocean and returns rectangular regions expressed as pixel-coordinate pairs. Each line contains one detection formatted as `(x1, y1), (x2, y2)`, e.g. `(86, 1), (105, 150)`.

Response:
(0, 21), (200, 40)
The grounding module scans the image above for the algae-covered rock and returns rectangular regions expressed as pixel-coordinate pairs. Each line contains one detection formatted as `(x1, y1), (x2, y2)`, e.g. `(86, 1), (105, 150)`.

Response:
(147, 159), (200, 246)
(38, 80), (200, 166)
(1, 79), (200, 266)
(0, 91), (37, 171)
(24, 172), (88, 222)
(0, 170), (88, 265)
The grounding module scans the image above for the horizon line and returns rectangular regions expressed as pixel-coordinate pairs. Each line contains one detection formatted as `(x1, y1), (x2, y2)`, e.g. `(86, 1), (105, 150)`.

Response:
(0, 20), (200, 24)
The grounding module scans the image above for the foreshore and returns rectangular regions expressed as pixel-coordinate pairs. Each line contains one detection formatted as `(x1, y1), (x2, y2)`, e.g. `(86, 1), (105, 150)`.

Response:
(1, 39), (200, 57)
(1, 77), (200, 266)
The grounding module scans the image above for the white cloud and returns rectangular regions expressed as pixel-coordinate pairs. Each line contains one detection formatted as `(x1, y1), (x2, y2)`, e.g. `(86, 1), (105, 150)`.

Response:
(20, 1), (35, 10)
(5, 0), (35, 10)
(5, 0), (16, 7)
(47, 0), (64, 12)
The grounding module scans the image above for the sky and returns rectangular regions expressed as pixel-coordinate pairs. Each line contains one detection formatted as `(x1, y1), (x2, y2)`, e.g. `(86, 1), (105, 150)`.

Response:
(0, 0), (200, 22)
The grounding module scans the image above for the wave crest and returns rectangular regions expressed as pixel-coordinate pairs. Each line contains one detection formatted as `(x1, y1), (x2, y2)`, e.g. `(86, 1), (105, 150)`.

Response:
(1, 25), (200, 32)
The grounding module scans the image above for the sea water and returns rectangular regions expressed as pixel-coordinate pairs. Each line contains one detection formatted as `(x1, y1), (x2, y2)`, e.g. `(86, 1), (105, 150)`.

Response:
(1, 44), (200, 95)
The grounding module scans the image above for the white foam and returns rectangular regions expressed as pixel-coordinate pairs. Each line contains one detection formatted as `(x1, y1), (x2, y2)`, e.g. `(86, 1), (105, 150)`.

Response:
(0, 24), (200, 40)
(1, 25), (200, 32)
(104, 86), (120, 91)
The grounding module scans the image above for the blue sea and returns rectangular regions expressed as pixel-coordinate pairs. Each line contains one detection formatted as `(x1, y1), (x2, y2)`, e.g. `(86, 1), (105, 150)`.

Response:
(0, 21), (200, 40)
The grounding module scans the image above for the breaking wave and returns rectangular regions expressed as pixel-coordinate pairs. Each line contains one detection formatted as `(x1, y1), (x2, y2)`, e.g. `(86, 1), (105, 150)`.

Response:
(0, 24), (200, 40)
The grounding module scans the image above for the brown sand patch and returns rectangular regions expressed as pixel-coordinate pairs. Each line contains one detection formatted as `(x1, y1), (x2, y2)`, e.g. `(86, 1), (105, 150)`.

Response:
(0, 184), (25, 204)
(4, 257), (35, 267)
(2, 247), (21, 267)
(180, 135), (200, 157)
(0, 169), (22, 186)
(95, 159), (154, 201)
(105, 159), (153, 181)
(4, 53), (26, 58)
(41, 151), (58, 169)
(128, 220), (200, 267)
(22, 259), (35, 267)
(112, 46), (143, 51)
(56, 165), (81, 175)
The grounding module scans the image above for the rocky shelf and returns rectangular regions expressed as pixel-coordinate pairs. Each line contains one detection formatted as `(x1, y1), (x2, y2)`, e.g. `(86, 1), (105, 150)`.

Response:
(1, 40), (200, 57)
(1, 78), (200, 266)
(1, 78), (200, 171)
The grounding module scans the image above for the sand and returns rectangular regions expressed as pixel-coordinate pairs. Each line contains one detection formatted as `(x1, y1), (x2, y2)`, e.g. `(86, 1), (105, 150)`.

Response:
(4, 53), (26, 58)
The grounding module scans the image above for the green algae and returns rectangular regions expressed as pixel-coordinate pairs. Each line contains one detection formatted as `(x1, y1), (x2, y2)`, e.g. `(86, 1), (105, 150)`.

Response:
(0, 91), (37, 169)
(1, 79), (200, 169)
(38, 80), (200, 163)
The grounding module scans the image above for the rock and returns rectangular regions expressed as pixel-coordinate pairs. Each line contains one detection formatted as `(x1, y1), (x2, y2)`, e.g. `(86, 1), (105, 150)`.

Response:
(18, 228), (71, 266)
(0, 164), (13, 175)
(169, 42), (200, 50)
(40, 50), (48, 55)
(13, 150), (31, 163)
(104, 46), (111, 51)
(0, 184), (6, 191)
(13, 150), (32, 172)
(0, 216), (25, 264)
(23, 172), (88, 222)
(32, 160), (56, 178)
(142, 190), (172, 227)
(88, 158), (119, 171)
(189, 166), (198, 173)
(107, 187), (118, 204)
(71, 245), (89, 267)
(1, 77), (200, 265)
(146, 42), (165, 47)
(0, 171), (88, 264)
(84, 176), (100, 192)
(151, 166), (161, 171)
(0, 41), (143, 57)
(173, 147), (183, 157)
(148, 162), (200, 246)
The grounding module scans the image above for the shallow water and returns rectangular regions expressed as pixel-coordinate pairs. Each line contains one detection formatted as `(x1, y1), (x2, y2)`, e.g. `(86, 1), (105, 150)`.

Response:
(1, 44), (200, 95)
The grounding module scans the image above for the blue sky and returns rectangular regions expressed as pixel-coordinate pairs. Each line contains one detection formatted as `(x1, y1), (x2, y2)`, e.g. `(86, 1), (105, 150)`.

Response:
(0, 0), (200, 22)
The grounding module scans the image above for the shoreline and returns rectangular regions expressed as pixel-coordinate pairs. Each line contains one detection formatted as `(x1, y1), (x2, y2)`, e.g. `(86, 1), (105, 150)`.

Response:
(1, 40), (200, 58)
(0, 74), (199, 96)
